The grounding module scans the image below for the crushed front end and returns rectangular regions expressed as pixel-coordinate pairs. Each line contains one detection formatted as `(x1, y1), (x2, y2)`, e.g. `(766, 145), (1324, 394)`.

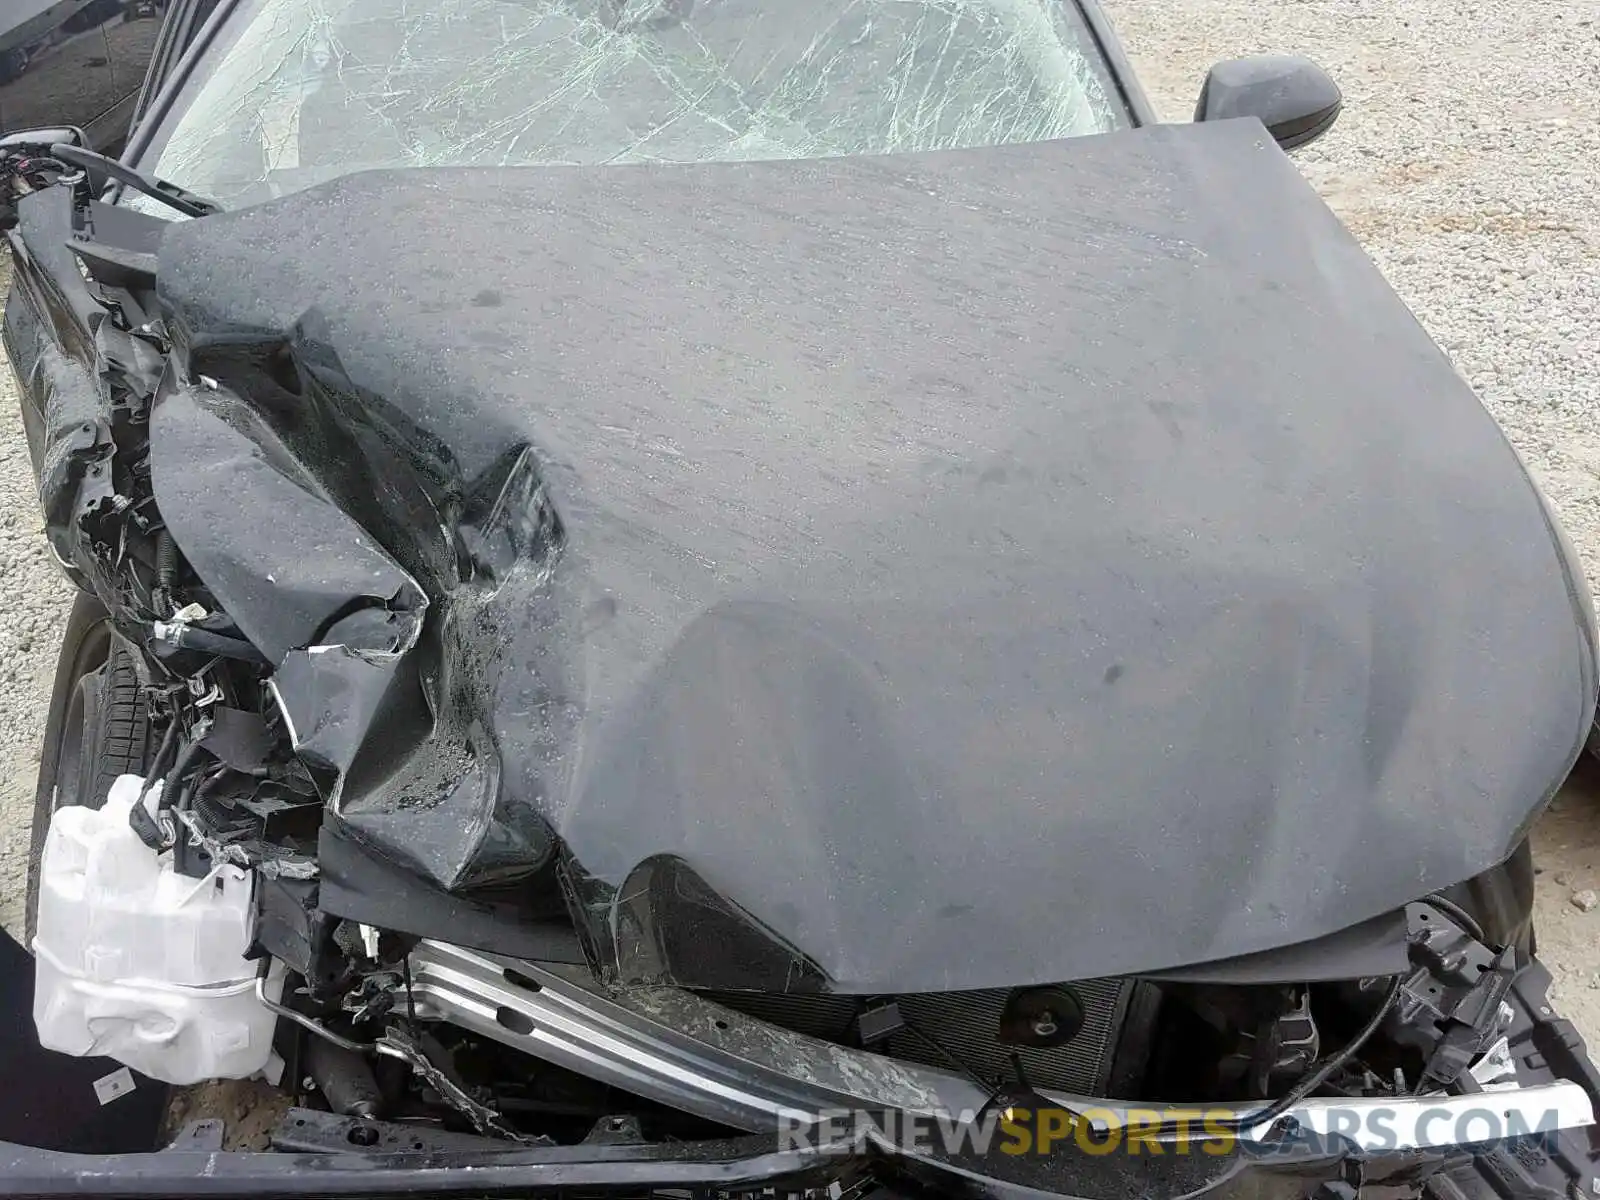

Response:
(4, 122), (1600, 1198)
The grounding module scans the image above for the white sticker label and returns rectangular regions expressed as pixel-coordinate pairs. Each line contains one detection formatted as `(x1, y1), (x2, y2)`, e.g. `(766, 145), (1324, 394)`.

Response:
(93, 1067), (136, 1106)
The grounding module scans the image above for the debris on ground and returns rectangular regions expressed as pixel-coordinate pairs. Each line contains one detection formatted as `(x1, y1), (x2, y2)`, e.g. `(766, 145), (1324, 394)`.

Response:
(160, 1080), (294, 1152)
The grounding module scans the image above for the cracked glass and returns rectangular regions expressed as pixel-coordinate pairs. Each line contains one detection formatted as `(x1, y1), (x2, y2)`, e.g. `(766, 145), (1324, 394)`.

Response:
(134, 0), (1127, 209)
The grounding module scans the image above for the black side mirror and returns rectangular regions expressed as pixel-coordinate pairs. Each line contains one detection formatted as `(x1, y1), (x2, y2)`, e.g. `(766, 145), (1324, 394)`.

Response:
(1195, 55), (1342, 150)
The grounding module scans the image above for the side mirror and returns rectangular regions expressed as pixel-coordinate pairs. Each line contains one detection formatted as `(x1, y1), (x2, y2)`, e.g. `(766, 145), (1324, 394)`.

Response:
(0, 126), (86, 154)
(1195, 55), (1342, 150)
(0, 127), (85, 232)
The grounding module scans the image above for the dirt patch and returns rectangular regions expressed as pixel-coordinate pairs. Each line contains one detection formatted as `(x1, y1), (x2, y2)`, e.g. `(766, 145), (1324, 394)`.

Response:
(162, 1080), (296, 1151)
(1532, 758), (1600, 1040)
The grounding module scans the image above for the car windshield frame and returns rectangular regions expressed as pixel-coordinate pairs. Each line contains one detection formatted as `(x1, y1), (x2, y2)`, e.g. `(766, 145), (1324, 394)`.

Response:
(125, 0), (1140, 210)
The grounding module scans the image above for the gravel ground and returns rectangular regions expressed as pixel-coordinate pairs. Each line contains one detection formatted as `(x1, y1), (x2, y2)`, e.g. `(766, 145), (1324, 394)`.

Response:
(0, 0), (1598, 1107)
(0, 258), (74, 942)
(1104, 0), (1600, 570)
(1098, 0), (1600, 1039)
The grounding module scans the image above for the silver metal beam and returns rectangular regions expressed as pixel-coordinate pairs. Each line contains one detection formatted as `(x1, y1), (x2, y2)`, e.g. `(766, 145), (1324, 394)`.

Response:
(407, 940), (1594, 1153)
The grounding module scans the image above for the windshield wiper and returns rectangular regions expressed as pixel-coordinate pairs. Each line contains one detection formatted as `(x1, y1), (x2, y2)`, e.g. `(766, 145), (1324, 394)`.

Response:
(51, 142), (223, 220)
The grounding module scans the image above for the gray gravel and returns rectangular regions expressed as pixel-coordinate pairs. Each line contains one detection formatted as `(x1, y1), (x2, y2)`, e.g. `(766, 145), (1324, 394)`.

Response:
(0, 262), (74, 940)
(1099, 0), (1600, 1042)
(0, 0), (1597, 1040)
(1104, 0), (1600, 575)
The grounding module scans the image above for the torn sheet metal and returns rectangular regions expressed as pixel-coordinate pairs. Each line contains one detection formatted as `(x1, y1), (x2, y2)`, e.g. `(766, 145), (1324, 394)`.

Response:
(10, 197), (171, 615)
(149, 382), (426, 662)
(150, 120), (1595, 992)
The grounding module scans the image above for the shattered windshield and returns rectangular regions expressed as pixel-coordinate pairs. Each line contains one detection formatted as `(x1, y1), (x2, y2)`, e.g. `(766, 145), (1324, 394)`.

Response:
(135, 0), (1126, 208)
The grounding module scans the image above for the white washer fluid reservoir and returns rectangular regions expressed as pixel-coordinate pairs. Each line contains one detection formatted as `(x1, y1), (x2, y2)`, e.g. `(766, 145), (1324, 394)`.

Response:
(31, 774), (283, 1084)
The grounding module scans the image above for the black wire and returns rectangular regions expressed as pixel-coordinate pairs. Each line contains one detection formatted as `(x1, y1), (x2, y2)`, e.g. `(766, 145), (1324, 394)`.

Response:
(191, 762), (232, 807)
(897, 1011), (1079, 1124)
(128, 718), (180, 849)
(1216, 975), (1405, 1135)
(868, 1008), (1060, 1120)
(402, 956), (418, 1023)
(1047, 976), (1406, 1147)
(159, 737), (207, 814)
(899, 1013), (991, 1088)
(140, 718), (179, 799)
(903, 976), (1403, 1142)
(153, 528), (176, 615)
(1419, 893), (1489, 944)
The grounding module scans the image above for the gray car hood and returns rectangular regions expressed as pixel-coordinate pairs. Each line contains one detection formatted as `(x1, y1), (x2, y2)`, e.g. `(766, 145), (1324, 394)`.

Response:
(149, 118), (1596, 992)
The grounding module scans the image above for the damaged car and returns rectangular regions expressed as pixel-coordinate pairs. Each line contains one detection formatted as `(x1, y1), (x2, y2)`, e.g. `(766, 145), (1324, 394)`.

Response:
(2, 0), (1599, 1196)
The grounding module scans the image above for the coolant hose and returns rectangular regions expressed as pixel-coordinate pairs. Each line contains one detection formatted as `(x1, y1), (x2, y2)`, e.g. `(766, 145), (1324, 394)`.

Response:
(150, 621), (270, 666)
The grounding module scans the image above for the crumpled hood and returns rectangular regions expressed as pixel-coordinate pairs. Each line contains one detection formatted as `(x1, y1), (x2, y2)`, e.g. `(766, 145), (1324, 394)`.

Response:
(149, 118), (1596, 992)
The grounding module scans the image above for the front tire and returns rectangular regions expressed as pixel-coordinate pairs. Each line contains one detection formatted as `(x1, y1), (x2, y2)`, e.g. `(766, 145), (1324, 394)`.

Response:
(24, 594), (151, 946)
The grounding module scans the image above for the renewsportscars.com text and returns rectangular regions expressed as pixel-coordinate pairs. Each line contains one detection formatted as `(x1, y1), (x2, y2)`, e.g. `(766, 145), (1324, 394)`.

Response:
(776, 1105), (1570, 1158)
